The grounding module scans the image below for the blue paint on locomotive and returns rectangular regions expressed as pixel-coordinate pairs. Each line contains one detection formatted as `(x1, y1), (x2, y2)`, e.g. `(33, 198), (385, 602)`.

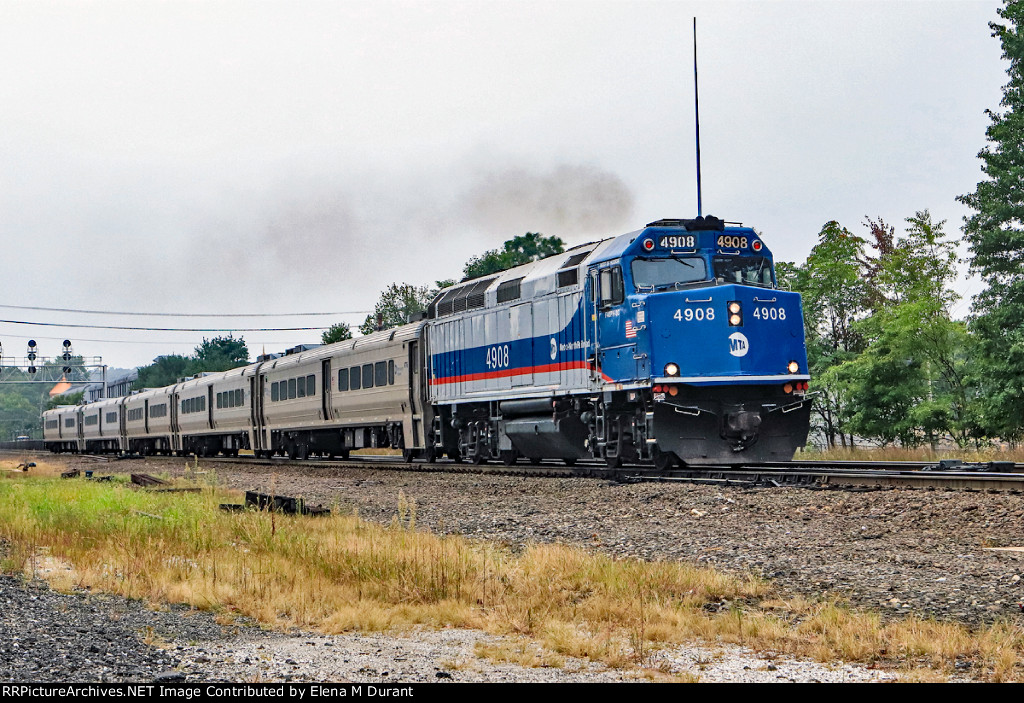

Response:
(428, 220), (808, 394)
(592, 222), (808, 386)
(430, 303), (592, 386)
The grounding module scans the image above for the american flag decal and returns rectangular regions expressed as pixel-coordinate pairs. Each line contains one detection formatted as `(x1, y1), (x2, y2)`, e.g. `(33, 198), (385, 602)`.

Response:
(625, 320), (637, 339)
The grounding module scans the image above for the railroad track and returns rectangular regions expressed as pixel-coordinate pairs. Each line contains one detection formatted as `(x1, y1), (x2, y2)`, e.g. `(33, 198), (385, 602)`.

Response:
(34, 450), (1024, 493)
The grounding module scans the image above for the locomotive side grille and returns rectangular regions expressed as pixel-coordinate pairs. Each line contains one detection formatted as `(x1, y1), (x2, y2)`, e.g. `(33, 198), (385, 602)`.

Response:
(434, 284), (465, 317)
(465, 277), (496, 310)
(433, 277), (497, 316)
(556, 268), (578, 288)
(496, 277), (523, 303)
(561, 251), (590, 268)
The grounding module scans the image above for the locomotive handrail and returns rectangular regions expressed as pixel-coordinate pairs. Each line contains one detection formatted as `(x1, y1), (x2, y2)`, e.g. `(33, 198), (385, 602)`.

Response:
(672, 405), (708, 417)
(752, 297), (778, 303)
(684, 297), (712, 303)
(764, 396), (815, 415)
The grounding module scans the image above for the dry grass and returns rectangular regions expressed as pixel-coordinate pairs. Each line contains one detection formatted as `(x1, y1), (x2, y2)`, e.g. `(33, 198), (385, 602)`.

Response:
(0, 458), (65, 478)
(800, 445), (1024, 463)
(474, 639), (566, 669)
(0, 471), (1022, 680)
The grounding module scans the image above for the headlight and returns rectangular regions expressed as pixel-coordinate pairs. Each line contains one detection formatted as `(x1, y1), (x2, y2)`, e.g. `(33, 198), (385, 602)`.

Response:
(728, 301), (742, 326)
(788, 361), (799, 374)
(664, 363), (680, 377)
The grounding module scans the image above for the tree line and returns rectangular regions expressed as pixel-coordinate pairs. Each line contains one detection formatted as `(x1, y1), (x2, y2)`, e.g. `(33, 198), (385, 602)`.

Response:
(791, 2), (1023, 449)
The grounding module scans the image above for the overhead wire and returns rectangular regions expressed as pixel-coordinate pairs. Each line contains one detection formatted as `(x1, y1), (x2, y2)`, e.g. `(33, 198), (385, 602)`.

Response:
(0, 319), (331, 332)
(0, 304), (369, 318)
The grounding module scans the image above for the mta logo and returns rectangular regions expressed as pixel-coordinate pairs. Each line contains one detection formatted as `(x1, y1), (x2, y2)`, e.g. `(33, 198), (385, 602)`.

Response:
(728, 332), (749, 358)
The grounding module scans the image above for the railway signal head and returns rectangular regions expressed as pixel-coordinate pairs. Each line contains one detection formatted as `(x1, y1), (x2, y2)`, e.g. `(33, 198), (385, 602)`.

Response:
(27, 340), (37, 362)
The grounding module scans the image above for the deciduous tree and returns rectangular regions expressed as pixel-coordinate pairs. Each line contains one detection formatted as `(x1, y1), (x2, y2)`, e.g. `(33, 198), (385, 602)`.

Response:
(959, 1), (1024, 442)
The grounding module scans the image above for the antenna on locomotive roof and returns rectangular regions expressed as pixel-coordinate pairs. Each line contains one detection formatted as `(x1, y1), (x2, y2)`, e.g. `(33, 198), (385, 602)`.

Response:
(693, 17), (703, 218)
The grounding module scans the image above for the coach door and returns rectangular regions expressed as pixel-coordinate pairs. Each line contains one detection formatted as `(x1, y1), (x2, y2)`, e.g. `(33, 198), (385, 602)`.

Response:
(249, 373), (269, 454)
(249, 376), (262, 453)
(119, 403), (127, 452)
(205, 386), (214, 429)
(408, 341), (424, 448)
(321, 359), (333, 421)
(169, 391), (181, 452)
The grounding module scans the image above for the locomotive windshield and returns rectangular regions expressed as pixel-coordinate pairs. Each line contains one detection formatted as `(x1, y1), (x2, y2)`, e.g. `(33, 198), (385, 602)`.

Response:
(631, 257), (707, 290)
(713, 256), (774, 287)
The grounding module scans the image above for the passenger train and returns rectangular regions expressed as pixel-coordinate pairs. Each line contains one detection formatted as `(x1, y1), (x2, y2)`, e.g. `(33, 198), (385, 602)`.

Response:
(44, 215), (812, 468)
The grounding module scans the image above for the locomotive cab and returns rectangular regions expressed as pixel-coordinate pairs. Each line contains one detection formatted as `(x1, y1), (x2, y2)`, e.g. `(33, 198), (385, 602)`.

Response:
(587, 216), (811, 465)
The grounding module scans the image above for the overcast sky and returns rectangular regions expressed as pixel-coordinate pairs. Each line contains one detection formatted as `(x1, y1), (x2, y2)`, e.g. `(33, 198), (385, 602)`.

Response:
(0, 0), (1007, 370)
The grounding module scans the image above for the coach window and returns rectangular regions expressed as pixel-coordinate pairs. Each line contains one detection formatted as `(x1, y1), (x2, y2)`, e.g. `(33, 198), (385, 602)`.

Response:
(288, 378), (297, 399)
(297, 376), (306, 398)
(306, 375), (316, 396)
(338, 369), (349, 392)
(362, 363), (374, 389)
(388, 360), (395, 385)
(236, 389), (243, 406)
(350, 367), (361, 391)
(374, 361), (387, 388)
(272, 383), (280, 402)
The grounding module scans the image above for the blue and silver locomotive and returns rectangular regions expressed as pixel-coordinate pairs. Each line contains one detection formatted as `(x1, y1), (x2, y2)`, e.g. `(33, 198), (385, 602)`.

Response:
(425, 215), (811, 467)
(44, 215), (810, 469)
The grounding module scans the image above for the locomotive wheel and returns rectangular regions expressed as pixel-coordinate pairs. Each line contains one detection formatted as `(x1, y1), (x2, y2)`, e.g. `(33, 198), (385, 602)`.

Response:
(471, 451), (486, 465)
(447, 449), (462, 463)
(338, 449), (350, 460)
(605, 454), (623, 469)
(423, 447), (437, 463)
(500, 450), (518, 466)
(402, 449), (415, 463)
(297, 444), (309, 460)
(528, 457), (542, 465)
(563, 458), (577, 467)
(652, 447), (677, 471)
(287, 442), (298, 460)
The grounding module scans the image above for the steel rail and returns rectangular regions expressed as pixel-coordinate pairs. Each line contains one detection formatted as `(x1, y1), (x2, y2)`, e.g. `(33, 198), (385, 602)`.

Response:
(19, 449), (1024, 493)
